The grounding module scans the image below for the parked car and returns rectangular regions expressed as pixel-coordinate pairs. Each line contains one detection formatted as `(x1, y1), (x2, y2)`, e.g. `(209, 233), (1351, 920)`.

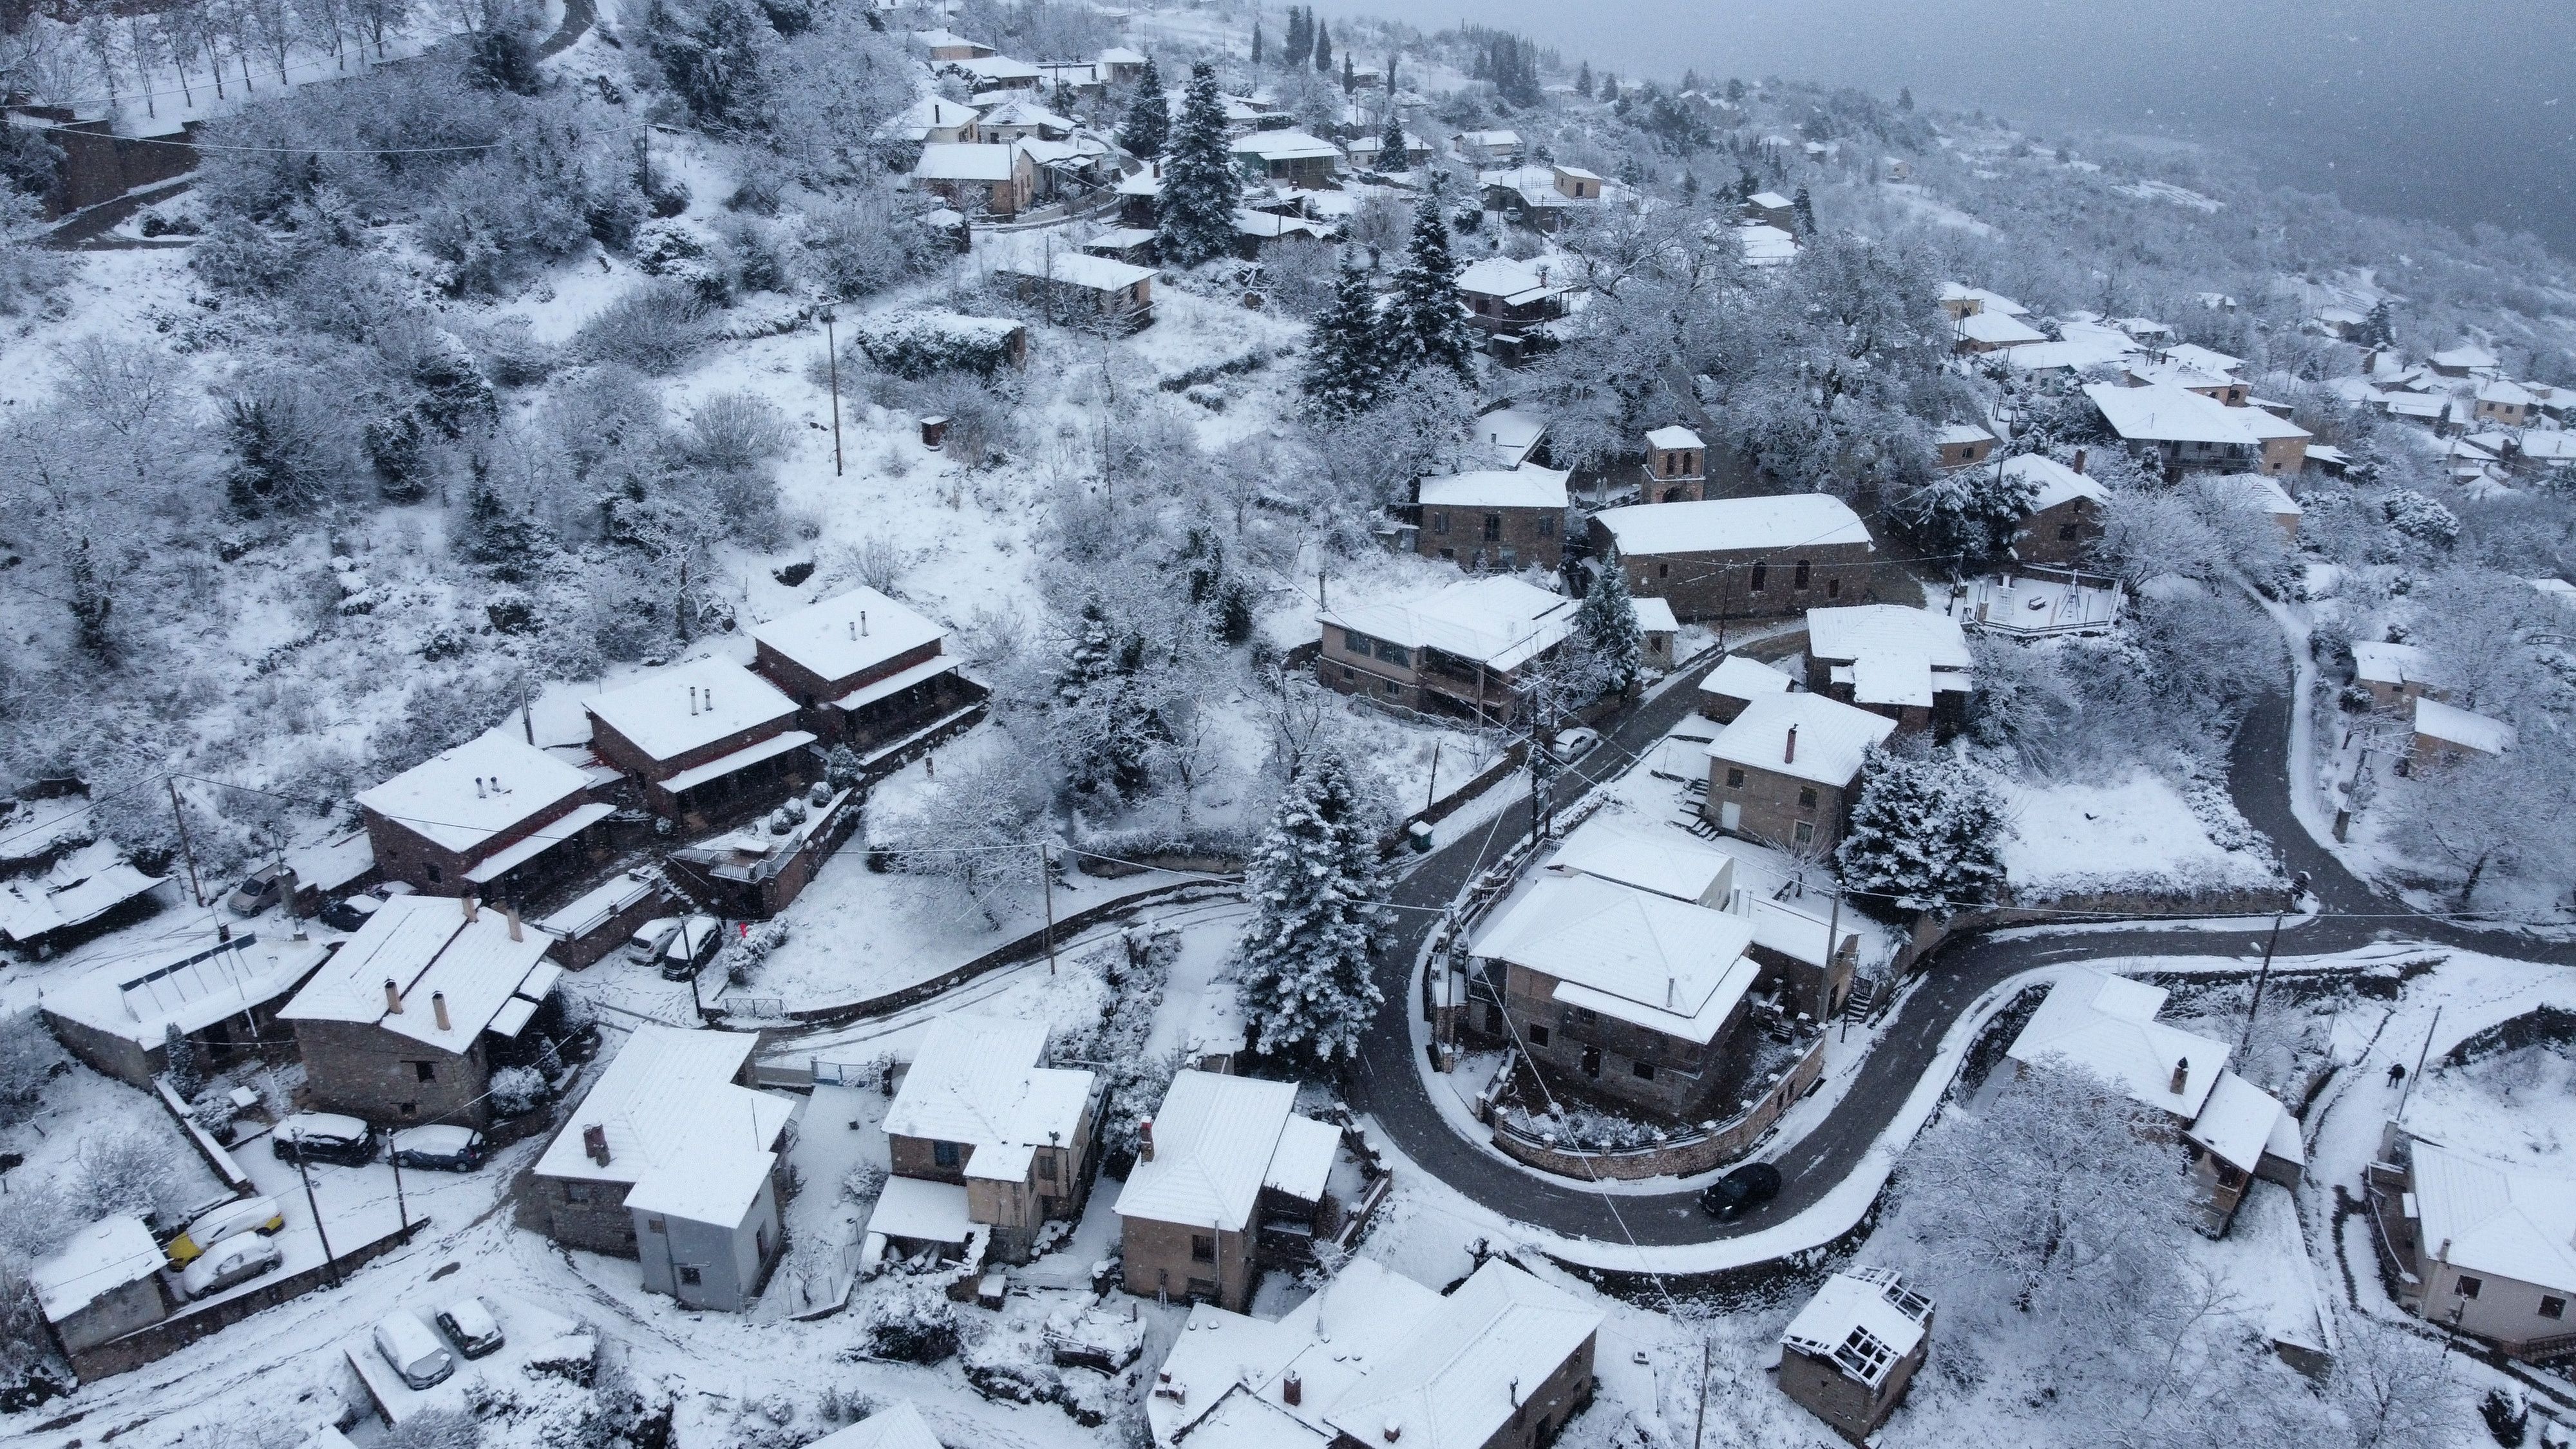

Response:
(178, 1231), (282, 1298)
(373, 1311), (456, 1390)
(435, 1296), (506, 1359)
(657, 914), (724, 980)
(626, 916), (684, 965)
(167, 1195), (285, 1265)
(1549, 727), (1601, 763)
(1698, 1161), (1783, 1220)
(390, 1125), (488, 1172)
(272, 1112), (375, 1166)
(318, 893), (384, 932)
(225, 864), (294, 917)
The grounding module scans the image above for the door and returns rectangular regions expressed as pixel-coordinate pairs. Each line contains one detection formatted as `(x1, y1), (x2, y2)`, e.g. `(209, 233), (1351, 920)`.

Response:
(1581, 1045), (1602, 1079)
(1720, 801), (1742, 831)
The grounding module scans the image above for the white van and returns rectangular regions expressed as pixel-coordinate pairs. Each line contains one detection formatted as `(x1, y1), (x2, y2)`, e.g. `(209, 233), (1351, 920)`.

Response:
(373, 1311), (455, 1390)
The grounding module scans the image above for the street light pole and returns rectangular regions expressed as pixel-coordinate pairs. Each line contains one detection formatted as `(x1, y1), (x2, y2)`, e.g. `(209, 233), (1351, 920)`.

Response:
(821, 307), (843, 477)
(2239, 872), (2308, 1054)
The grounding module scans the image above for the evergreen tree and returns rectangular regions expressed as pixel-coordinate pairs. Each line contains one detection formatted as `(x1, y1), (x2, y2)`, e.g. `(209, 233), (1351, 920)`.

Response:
(1312, 19), (1329, 71)
(66, 537), (114, 663)
(1836, 747), (2008, 909)
(1250, 18), (1264, 66)
(1157, 62), (1241, 268)
(163, 1023), (204, 1099)
(1379, 103), (1406, 171)
(2363, 298), (2396, 350)
(644, 0), (772, 128)
(1384, 50), (1396, 93)
(1575, 61), (1591, 97)
(1735, 166), (1760, 201)
(1897, 85), (1914, 111)
(1283, 7), (1307, 66)
(459, 460), (551, 581)
(1792, 184), (1817, 236)
(1302, 252), (1387, 417)
(1725, 77), (1746, 104)
(1056, 600), (1153, 800)
(1383, 196), (1472, 378)
(1576, 552), (1644, 696)
(1890, 456), (2036, 565)
(1342, 53), (1354, 93)
(1117, 57), (1169, 157)
(1236, 747), (1390, 1069)
(1681, 169), (1700, 200)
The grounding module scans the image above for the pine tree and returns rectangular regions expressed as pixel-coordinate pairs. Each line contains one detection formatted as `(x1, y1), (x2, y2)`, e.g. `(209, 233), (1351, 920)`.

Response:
(1575, 61), (1591, 97)
(1836, 747), (2007, 909)
(1897, 85), (1914, 111)
(1792, 184), (1817, 236)
(1600, 74), (1617, 104)
(1157, 62), (1240, 268)
(163, 1023), (204, 1099)
(1379, 103), (1405, 171)
(1892, 458), (2037, 565)
(1117, 57), (1168, 157)
(66, 537), (115, 663)
(1576, 552), (1643, 696)
(1341, 53), (1354, 93)
(1312, 19), (1329, 72)
(1236, 748), (1390, 1069)
(1302, 252), (1387, 417)
(1283, 7), (1307, 66)
(1250, 18), (1264, 66)
(1681, 169), (1700, 200)
(1383, 196), (1472, 379)
(2364, 298), (2396, 350)
(1057, 600), (1154, 801)
(1384, 50), (1396, 93)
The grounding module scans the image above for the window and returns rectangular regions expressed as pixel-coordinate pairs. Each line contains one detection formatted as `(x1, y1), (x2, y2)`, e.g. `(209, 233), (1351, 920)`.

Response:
(1749, 564), (1767, 592)
(565, 1182), (594, 1204)
(1382, 680), (1397, 696)
(2458, 1275), (2483, 1300)
(1343, 664), (1356, 681)
(1343, 627), (1378, 655)
(1374, 640), (1410, 667)
(1191, 1233), (1217, 1263)
(1826, 578), (1841, 599)
(399, 1102), (417, 1117)
(1575, 1007), (1597, 1024)
(2543, 1296), (2568, 1320)
(1794, 560), (1811, 589)
(2058, 522), (2080, 540)
(1658, 563), (1671, 580)
(677, 1265), (703, 1287)
(1631, 1060), (1656, 1081)
(413, 1061), (436, 1083)
(1433, 511), (1449, 536)
(1527, 1023), (1550, 1046)
(646, 1217), (667, 1234)
(1726, 767), (1746, 788)
(1482, 513), (1502, 541)
(1794, 821), (1815, 844)
(1798, 787), (1819, 810)
(1537, 515), (1555, 538)
(933, 1141), (962, 1169)
(1499, 549), (1517, 568)
(426, 863), (442, 883)
(1439, 548), (1456, 561)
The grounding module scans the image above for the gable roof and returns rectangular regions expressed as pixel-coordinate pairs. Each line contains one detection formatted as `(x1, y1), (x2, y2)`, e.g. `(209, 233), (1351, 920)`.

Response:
(1454, 256), (1564, 305)
(1322, 577), (1577, 673)
(883, 1016), (1093, 1154)
(2352, 641), (2431, 688)
(1115, 1070), (1298, 1233)
(999, 252), (1155, 291)
(2000, 453), (2106, 513)
(2414, 697), (2514, 754)
(1700, 654), (1794, 705)
(2409, 1139), (2576, 1293)
(32, 1215), (163, 1323)
(1546, 818), (1732, 906)
(585, 657), (797, 765)
(1477, 408), (1549, 468)
(278, 893), (554, 1053)
(806, 1404), (946, 1449)
(913, 142), (1027, 182)
(357, 731), (592, 855)
(1321, 1260), (1602, 1449)
(1781, 1268), (1931, 1388)
(2004, 968), (2228, 1118)
(1229, 131), (1340, 162)
(1592, 495), (1873, 556)
(1417, 468), (1569, 511)
(533, 1023), (792, 1186)
(1468, 875), (1756, 1044)
(1805, 605), (1972, 670)
(754, 587), (945, 690)
(1704, 692), (1894, 788)
(2185, 1069), (2298, 1175)
(1956, 312), (2047, 346)
(2085, 382), (2312, 446)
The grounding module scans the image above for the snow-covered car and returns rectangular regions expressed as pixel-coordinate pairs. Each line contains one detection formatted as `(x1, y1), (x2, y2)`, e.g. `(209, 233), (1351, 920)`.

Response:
(1549, 727), (1602, 763)
(626, 916), (684, 965)
(374, 1311), (455, 1389)
(657, 914), (724, 980)
(179, 1231), (282, 1298)
(167, 1195), (285, 1265)
(225, 863), (294, 917)
(435, 1296), (505, 1359)
(272, 1112), (375, 1166)
(390, 1125), (488, 1172)
(317, 893), (383, 932)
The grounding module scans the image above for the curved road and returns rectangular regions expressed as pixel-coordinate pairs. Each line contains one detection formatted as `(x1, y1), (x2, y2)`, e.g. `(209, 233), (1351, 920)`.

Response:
(1348, 669), (2575, 1247)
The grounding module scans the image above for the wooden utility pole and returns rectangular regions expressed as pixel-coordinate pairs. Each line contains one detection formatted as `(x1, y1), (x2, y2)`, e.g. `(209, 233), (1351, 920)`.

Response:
(167, 777), (204, 907)
(292, 1148), (341, 1288)
(1040, 842), (1057, 975)
(822, 307), (844, 477)
(1691, 1335), (1712, 1449)
(2396, 1005), (2441, 1122)
(1425, 740), (1441, 810)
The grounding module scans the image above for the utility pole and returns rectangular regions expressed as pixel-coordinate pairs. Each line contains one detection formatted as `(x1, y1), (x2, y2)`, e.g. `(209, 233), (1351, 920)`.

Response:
(292, 1149), (341, 1288)
(167, 777), (204, 907)
(821, 306), (844, 477)
(1690, 1334), (1712, 1449)
(2240, 871), (2308, 1053)
(389, 1141), (410, 1240)
(1041, 842), (1057, 975)
(521, 676), (535, 746)
(1317, 567), (1327, 612)
(2396, 1005), (2441, 1122)
(1425, 740), (1441, 811)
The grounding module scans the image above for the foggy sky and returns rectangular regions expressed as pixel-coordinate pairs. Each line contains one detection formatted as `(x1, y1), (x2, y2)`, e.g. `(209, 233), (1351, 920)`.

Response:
(1306, 0), (2576, 257)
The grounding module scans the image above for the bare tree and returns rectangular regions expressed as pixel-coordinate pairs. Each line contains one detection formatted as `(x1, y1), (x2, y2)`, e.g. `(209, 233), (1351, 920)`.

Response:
(2331, 1318), (2470, 1449)
(59, 336), (187, 491)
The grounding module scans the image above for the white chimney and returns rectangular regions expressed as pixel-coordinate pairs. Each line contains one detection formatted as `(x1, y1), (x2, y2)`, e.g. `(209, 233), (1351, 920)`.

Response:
(860, 611), (869, 637)
(475, 777), (488, 799)
(2169, 1058), (2189, 1095)
(1139, 1118), (1155, 1161)
(504, 904), (522, 942)
(432, 992), (451, 1032)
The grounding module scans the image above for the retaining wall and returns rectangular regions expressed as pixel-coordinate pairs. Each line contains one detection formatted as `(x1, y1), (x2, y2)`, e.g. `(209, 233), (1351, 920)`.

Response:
(1490, 1034), (1828, 1181)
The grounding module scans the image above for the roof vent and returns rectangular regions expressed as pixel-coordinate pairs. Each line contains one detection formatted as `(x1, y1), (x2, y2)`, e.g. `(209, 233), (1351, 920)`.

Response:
(689, 686), (700, 716)
(1783, 724), (1799, 765)
(860, 611), (869, 637)
(2169, 1057), (2189, 1095)
(1383, 1421), (1401, 1443)
(583, 1122), (611, 1166)
(432, 991), (451, 1032)
(475, 776), (488, 799)
(504, 904), (523, 942)
(384, 978), (402, 1014)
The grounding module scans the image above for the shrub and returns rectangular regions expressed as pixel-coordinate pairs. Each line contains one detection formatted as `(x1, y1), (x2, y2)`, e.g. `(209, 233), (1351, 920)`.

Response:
(73, 1130), (180, 1222)
(489, 1065), (550, 1118)
(851, 311), (1025, 379)
(0, 1012), (61, 1131)
(577, 282), (712, 374)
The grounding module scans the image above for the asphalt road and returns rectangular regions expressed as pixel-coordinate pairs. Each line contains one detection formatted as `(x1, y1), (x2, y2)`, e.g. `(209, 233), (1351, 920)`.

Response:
(1346, 668), (2573, 1247)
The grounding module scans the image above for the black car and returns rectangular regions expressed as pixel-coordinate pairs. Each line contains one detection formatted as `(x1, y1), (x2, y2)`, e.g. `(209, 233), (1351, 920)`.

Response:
(1698, 1161), (1783, 1220)
(390, 1125), (488, 1172)
(272, 1112), (376, 1167)
(317, 893), (384, 933)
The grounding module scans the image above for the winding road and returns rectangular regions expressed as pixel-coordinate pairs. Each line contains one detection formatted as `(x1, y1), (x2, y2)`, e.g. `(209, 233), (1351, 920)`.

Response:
(1347, 661), (2576, 1247)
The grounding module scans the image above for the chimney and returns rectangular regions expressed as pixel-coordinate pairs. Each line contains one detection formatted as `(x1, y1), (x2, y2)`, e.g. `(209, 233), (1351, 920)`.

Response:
(1139, 1118), (1155, 1161)
(1383, 1423), (1402, 1444)
(475, 776), (488, 799)
(463, 895), (479, 923)
(1509, 1379), (1520, 1408)
(1665, 977), (1676, 1010)
(849, 620), (857, 641)
(860, 611), (869, 637)
(1282, 1373), (1302, 1406)
(432, 992), (451, 1032)
(2072, 448), (2087, 475)
(2169, 1058), (2189, 1095)
(1783, 724), (1799, 765)
(504, 904), (522, 942)
(583, 1122), (611, 1166)
(689, 686), (700, 715)
(384, 978), (403, 1014)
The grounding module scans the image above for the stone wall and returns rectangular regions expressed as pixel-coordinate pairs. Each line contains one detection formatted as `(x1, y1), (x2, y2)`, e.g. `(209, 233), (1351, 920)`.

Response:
(1490, 1033), (1827, 1181)
(293, 1017), (491, 1128)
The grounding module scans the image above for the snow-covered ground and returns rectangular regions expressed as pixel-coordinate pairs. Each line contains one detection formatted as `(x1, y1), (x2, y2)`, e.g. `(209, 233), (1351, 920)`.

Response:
(1993, 768), (2283, 902)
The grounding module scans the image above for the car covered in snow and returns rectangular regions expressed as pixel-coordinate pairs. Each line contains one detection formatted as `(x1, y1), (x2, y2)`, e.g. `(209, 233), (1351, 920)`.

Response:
(179, 1231), (283, 1298)
(373, 1311), (455, 1389)
(167, 1195), (285, 1265)
(657, 914), (724, 980)
(316, 881), (409, 933)
(625, 916), (685, 965)
(272, 1112), (375, 1166)
(435, 1296), (505, 1359)
(1549, 727), (1601, 763)
(390, 1125), (488, 1172)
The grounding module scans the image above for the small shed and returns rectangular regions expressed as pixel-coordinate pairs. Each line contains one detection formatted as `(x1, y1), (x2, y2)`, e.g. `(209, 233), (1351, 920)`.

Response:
(1776, 1267), (1933, 1443)
(33, 1216), (171, 1359)
(994, 253), (1156, 334)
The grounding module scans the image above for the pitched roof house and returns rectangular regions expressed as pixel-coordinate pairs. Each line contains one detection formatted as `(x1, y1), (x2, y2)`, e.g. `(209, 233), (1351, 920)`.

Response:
(1776, 1268), (1933, 1442)
(2371, 1132), (2576, 1359)
(2085, 381), (2311, 477)
(1701, 693), (1895, 851)
(1802, 605), (1974, 733)
(584, 658), (811, 828)
(1590, 495), (1877, 623)
(1414, 467), (1571, 572)
(355, 732), (610, 899)
(1115, 1070), (1343, 1311)
(875, 1016), (1101, 1263)
(1318, 576), (1578, 724)
(752, 587), (980, 753)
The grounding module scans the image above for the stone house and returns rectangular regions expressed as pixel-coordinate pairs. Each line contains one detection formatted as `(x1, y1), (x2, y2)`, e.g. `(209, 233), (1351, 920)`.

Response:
(1452, 128), (1523, 164)
(911, 142), (1036, 216)
(877, 1016), (1102, 1264)
(909, 28), (990, 60)
(1097, 46), (1148, 84)
(32, 1217), (171, 1363)
(1631, 595), (1680, 671)
(994, 253), (1157, 334)
(1455, 256), (1573, 337)
(2369, 1129), (2576, 1359)
(1931, 423), (1996, 469)
(1588, 496), (1878, 623)
(1951, 311), (2047, 352)
(1696, 654), (1793, 724)
(2410, 697), (2514, 768)
(2429, 343), (2500, 379)
(2211, 472), (2303, 541)
(1414, 467), (1571, 572)
(2085, 381), (2312, 478)
(1639, 425), (1706, 503)
(276, 893), (561, 1129)
(947, 55), (1040, 90)
(1776, 1268), (1933, 1443)
(1743, 191), (1795, 231)
(2352, 641), (2437, 712)
(1317, 576), (1578, 724)
(886, 95), (980, 145)
(42, 932), (330, 1088)
(530, 1025), (793, 1311)
(2475, 380), (2538, 428)
(1347, 129), (1432, 170)
(355, 732), (612, 901)
(2003, 453), (2107, 566)
(752, 587), (983, 755)
(583, 657), (812, 830)
(1701, 694), (1895, 851)
(1115, 1070), (1343, 1312)
(1803, 605), (1975, 735)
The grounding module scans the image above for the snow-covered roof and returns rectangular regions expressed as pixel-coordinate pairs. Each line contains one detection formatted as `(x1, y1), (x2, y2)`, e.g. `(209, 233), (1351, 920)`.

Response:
(1958, 286), (2029, 316)
(755, 587), (945, 692)
(2476, 379), (2537, 406)
(885, 95), (979, 140)
(1833, 653), (1931, 708)
(1262, 1114), (1342, 1204)
(1477, 408), (1549, 468)
(1084, 227), (1157, 252)
(1321, 1259), (1602, 1449)
(1631, 596), (1678, 634)
(43, 932), (331, 1050)
(1457, 129), (1522, 147)
(1592, 495), (1873, 556)
(867, 1174), (974, 1244)
(1322, 577), (1577, 674)
(278, 894), (554, 1052)
(1931, 423), (1994, 447)
(1547, 818), (1732, 907)
(533, 1024), (792, 1187)
(2000, 453), (2105, 513)
(1116, 1070), (1313, 1233)
(2413, 697), (2514, 755)
(1417, 467), (1569, 511)
(1097, 46), (1147, 64)
(1229, 131), (1340, 162)
(1699, 654), (1794, 705)
(913, 142), (1025, 181)
(287, 828), (377, 896)
(1470, 875), (1756, 1045)
(951, 55), (1039, 82)
(1705, 692), (1895, 788)
(2432, 343), (2499, 372)
(2211, 473), (2300, 518)
(32, 1215), (162, 1323)
(536, 870), (661, 940)
(2184, 1069), (2297, 1175)
(1645, 424), (1704, 451)
(1956, 312), (2047, 346)
(980, 98), (1072, 130)
(883, 1016), (1094, 1160)
(2004, 968), (2228, 1119)
(585, 657), (797, 766)
(806, 1404), (944, 1449)
(998, 252), (1156, 292)
(0, 842), (164, 947)
(1746, 190), (1792, 208)
(1806, 605), (1972, 671)
(2163, 343), (2244, 375)
(1454, 256), (1566, 305)
(1148, 1258), (1439, 1449)
(2085, 383), (2312, 446)
(1781, 1268), (1931, 1388)
(2352, 641), (2431, 688)
(626, 1141), (777, 1227)
(909, 28), (985, 50)
(2409, 1139), (2576, 1293)
(1734, 223), (1797, 264)
(2533, 578), (2576, 609)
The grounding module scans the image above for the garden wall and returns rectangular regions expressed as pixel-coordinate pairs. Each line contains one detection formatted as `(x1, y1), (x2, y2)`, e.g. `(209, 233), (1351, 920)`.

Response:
(1489, 1034), (1828, 1182)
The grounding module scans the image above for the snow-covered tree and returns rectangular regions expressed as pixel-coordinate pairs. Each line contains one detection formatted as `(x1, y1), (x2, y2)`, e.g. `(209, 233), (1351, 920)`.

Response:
(1835, 746), (2007, 909)
(162, 1023), (204, 1098)
(1889, 455), (2036, 566)
(1790, 184), (1815, 236)
(1155, 62), (1238, 268)
(1311, 19), (1329, 71)
(0, 189), (71, 317)
(1053, 600), (1159, 802)
(2362, 298), (2396, 350)
(1575, 553), (1644, 696)
(1236, 747), (1390, 1070)
(1382, 197), (1473, 379)
(1378, 103), (1405, 173)
(2332, 1316), (2470, 1449)
(641, 0), (773, 128)
(1115, 56), (1167, 157)
(1300, 252), (1387, 417)
(2385, 741), (2575, 906)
